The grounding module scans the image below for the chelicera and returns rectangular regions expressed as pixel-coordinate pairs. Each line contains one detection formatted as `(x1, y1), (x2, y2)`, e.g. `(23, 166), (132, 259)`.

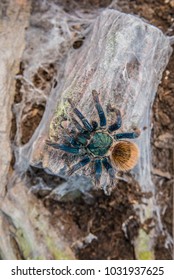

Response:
(46, 90), (140, 186)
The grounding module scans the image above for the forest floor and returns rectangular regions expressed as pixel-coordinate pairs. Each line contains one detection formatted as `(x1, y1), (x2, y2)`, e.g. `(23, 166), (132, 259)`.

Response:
(19, 0), (174, 259)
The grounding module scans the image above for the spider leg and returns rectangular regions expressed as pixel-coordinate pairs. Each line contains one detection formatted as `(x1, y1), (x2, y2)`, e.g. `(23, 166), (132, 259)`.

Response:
(46, 140), (82, 154)
(114, 130), (140, 140)
(102, 157), (115, 185)
(70, 116), (91, 142)
(94, 159), (102, 185)
(68, 99), (93, 132)
(71, 116), (85, 133)
(64, 136), (81, 148)
(68, 156), (91, 176)
(92, 90), (106, 127)
(76, 133), (89, 145)
(108, 108), (122, 132)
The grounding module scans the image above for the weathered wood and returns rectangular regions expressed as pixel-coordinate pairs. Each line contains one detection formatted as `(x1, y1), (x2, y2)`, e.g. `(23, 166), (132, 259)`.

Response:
(0, 0), (30, 197)
(0, 179), (74, 259)
(22, 9), (172, 259)
(29, 10), (172, 184)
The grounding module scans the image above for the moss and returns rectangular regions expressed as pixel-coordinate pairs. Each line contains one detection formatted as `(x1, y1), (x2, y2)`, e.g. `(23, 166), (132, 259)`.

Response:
(49, 99), (70, 139)
(49, 79), (83, 139)
(15, 229), (73, 260)
(15, 228), (33, 259)
(135, 229), (154, 260)
(138, 251), (154, 260)
(46, 236), (72, 260)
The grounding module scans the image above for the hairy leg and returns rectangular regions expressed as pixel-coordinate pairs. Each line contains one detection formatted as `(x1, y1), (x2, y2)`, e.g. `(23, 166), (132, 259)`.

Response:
(108, 108), (122, 132)
(92, 90), (106, 127)
(102, 157), (115, 185)
(94, 159), (102, 185)
(114, 129), (140, 140)
(46, 140), (82, 154)
(68, 156), (91, 175)
(68, 99), (93, 132)
(64, 135), (82, 148)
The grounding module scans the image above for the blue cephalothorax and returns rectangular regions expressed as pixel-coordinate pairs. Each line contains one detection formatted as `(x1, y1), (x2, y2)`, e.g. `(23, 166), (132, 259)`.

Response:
(87, 132), (113, 156)
(46, 90), (140, 187)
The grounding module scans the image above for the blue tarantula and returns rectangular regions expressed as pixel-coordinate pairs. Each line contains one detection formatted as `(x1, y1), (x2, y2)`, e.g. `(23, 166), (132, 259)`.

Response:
(46, 90), (140, 186)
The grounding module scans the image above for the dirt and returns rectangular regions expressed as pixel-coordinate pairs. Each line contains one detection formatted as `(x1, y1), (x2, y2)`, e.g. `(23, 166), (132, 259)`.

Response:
(12, 0), (173, 259)
(45, 178), (143, 260)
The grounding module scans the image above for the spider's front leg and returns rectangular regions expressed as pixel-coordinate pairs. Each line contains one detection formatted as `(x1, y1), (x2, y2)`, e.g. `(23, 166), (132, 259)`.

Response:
(92, 90), (106, 127)
(46, 140), (83, 154)
(108, 106), (122, 132)
(70, 115), (86, 134)
(68, 98), (93, 132)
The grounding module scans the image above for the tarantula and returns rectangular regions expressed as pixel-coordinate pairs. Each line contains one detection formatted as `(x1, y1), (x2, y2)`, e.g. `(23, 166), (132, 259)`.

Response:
(46, 90), (140, 186)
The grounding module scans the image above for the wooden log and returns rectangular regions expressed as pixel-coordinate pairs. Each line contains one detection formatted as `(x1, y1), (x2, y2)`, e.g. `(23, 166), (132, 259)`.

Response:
(22, 9), (172, 259)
